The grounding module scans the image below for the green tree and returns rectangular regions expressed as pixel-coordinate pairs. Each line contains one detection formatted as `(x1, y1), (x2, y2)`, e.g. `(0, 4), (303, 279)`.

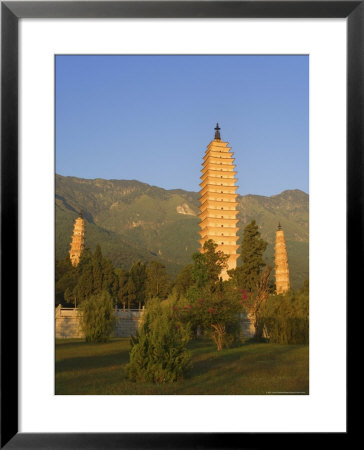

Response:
(77, 247), (93, 270)
(130, 261), (147, 309)
(80, 290), (116, 343)
(126, 276), (137, 310)
(185, 284), (243, 351)
(241, 265), (272, 340)
(230, 220), (267, 292)
(55, 258), (78, 306)
(117, 269), (129, 310)
(260, 280), (309, 344)
(191, 239), (228, 289)
(145, 261), (171, 300)
(55, 257), (73, 284)
(73, 247), (96, 304)
(91, 244), (104, 293)
(73, 244), (118, 305)
(126, 298), (191, 383)
(173, 264), (194, 297)
(64, 287), (74, 306)
(102, 258), (118, 300)
(73, 256), (94, 304)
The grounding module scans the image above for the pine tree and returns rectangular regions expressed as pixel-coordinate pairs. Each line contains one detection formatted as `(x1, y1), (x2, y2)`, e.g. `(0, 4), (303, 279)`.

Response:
(191, 239), (228, 289)
(129, 260), (147, 309)
(231, 220), (267, 292)
(117, 269), (129, 310)
(55, 257), (78, 306)
(92, 244), (104, 294)
(173, 264), (194, 297)
(73, 257), (93, 304)
(126, 299), (191, 383)
(102, 258), (118, 300)
(145, 261), (171, 300)
(72, 244), (118, 305)
(126, 276), (137, 310)
(80, 290), (116, 343)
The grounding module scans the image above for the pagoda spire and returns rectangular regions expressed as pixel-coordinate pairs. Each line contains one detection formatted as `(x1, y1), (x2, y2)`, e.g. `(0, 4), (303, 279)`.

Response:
(69, 214), (85, 267)
(214, 123), (221, 140)
(275, 223), (290, 294)
(199, 125), (239, 280)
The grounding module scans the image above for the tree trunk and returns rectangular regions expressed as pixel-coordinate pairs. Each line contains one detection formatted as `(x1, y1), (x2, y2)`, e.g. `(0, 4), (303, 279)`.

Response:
(253, 316), (264, 340)
(251, 265), (272, 340)
(211, 323), (225, 351)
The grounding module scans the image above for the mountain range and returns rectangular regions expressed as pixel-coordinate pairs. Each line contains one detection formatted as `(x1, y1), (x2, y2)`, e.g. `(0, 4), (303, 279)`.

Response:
(56, 174), (309, 289)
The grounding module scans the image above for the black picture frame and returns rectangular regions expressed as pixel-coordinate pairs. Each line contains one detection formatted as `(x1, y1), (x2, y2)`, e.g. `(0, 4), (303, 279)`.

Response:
(1, 1), (357, 448)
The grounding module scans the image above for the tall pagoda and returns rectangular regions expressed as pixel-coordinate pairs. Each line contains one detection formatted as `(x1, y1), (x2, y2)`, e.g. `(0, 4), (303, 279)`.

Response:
(69, 212), (85, 267)
(199, 124), (239, 280)
(275, 223), (290, 293)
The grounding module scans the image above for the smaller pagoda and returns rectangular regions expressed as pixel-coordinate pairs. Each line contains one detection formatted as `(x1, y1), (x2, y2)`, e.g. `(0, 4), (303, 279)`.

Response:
(275, 223), (290, 294)
(69, 211), (85, 267)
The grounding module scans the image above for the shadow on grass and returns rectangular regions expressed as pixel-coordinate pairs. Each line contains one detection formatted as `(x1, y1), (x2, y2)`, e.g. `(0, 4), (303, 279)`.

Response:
(56, 347), (130, 374)
(180, 342), (307, 390)
(55, 338), (129, 348)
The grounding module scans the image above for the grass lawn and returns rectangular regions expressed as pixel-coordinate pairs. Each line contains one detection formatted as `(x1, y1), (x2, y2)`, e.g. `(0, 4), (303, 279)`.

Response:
(55, 338), (309, 395)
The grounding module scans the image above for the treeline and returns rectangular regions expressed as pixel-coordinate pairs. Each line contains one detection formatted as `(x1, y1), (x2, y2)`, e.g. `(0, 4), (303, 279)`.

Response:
(56, 219), (309, 350)
(55, 244), (171, 309)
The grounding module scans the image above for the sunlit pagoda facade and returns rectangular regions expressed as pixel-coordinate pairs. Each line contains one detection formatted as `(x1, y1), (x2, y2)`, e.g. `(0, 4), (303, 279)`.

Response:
(69, 212), (85, 267)
(275, 223), (291, 294)
(199, 124), (239, 280)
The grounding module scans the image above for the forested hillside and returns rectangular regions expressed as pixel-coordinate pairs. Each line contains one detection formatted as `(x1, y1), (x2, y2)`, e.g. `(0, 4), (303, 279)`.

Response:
(56, 174), (308, 288)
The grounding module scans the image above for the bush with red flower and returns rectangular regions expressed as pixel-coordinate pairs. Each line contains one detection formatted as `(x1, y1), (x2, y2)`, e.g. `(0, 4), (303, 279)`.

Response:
(184, 284), (244, 351)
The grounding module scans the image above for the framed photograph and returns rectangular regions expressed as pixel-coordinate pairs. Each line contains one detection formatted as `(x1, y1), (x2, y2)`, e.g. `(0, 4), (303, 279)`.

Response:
(2, 1), (357, 447)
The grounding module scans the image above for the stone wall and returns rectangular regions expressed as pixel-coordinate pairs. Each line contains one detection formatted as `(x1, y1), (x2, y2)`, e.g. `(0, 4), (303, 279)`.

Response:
(114, 310), (144, 337)
(55, 306), (256, 340)
(55, 305), (144, 339)
(55, 306), (83, 339)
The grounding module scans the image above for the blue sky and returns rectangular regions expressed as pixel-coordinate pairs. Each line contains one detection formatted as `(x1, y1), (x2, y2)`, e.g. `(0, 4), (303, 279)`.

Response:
(56, 55), (308, 196)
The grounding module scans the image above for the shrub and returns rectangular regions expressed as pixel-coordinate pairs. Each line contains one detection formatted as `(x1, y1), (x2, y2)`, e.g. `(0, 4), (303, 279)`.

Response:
(126, 298), (192, 383)
(185, 285), (244, 351)
(260, 288), (309, 344)
(80, 290), (116, 343)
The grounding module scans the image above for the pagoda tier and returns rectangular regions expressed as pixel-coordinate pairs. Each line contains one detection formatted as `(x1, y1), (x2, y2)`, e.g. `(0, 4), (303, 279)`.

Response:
(203, 143), (234, 157)
(200, 184), (238, 197)
(200, 228), (239, 238)
(200, 192), (238, 204)
(202, 160), (236, 171)
(202, 158), (236, 168)
(200, 170), (238, 182)
(199, 200), (238, 211)
(202, 160), (235, 171)
(198, 124), (240, 280)
(200, 176), (238, 189)
(199, 217), (239, 228)
(199, 208), (239, 221)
